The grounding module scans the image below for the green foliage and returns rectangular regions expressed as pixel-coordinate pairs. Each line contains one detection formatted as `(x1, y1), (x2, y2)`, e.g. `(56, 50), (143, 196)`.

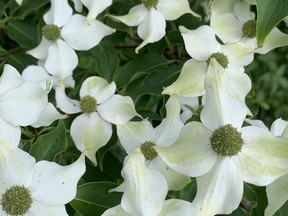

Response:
(29, 120), (68, 162)
(256, 0), (288, 46)
(0, 0), (288, 215)
(70, 182), (122, 216)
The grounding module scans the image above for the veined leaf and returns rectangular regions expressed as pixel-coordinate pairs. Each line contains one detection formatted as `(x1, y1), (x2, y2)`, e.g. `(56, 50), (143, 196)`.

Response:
(70, 182), (122, 216)
(256, 0), (288, 46)
(29, 120), (68, 161)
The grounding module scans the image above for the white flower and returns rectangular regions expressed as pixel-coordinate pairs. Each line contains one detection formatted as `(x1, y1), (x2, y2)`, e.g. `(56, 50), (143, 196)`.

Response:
(0, 139), (86, 216)
(109, 0), (200, 53)
(0, 65), (48, 146)
(70, 0), (113, 24)
(162, 25), (253, 116)
(59, 76), (139, 165)
(155, 59), (288, 215)
(117, 96), (190, 191)
(264, 118), (288, 216)
(210, 0), (288, 54)
(21, 65), (67, 127)
(102, 148), (191, 216)
(27, 0), (115, 79)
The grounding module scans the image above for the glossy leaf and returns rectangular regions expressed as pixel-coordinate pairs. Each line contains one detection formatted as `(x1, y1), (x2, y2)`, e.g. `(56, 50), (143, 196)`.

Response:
(114, 53), (168, 88)
(7, 19), (40, 48)
(29, 120), (68, 161)
(256, 0), (288, 46)
(91, 40), (119, 82)
(70, 182), (122, 216)
(141, 66), (181, 94)
(18, 0), (50, 18)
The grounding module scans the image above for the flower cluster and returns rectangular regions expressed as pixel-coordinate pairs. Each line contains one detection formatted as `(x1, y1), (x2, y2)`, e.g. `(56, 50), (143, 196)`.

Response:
(1, 0), (288, 215)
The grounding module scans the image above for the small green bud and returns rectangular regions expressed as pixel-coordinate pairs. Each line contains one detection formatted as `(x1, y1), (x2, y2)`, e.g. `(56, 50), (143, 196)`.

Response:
(2, 185), (32, 216)
(242, 20), (256, 38)
(80, 95), (97, 113)
(140, 141), (158, 160)
(142, 0), (158, 8)
(207, 52), (229, 69)
(42, 24), (61, 41)
(210, 124), (244, 156)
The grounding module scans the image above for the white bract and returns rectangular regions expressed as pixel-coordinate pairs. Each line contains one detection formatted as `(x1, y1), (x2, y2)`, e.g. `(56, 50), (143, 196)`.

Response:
(21, 65), (67, 128)
(60, 76), (138, 165)
(102, 148), (191, 216)
(117, 96), (190, 190)
(162, 25), (253, 115)
(27, 0), (115, 82)
(0, 139), (86, 216)
(264, 119), (288, 216)
(0, 65), (48, 146)
(71, 0), (113, 24)
(109, 0), (200, 53)
(210, 0), (288, 54)
(155, 59), (288, 215)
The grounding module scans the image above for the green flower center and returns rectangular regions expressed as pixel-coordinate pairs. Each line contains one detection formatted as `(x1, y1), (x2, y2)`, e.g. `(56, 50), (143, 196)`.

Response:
(142, 0), (158, 8)
(207, 52), (229, 69)
(210, 124), (244, 157)
(80, 95), (97, 113)
(140, 141), (158, 160)
(2, 185), (32, 216)
(242, 20), (256, 38)
(42, 24), (61, 41)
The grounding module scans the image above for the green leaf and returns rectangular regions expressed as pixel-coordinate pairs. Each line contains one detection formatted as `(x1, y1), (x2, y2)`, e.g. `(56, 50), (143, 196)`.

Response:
(91, 40), (119, 82)
(18, 0), (49, 18)
(114, 53), (168, 88)
(7, 19), (40, 49)
(256, 0), (288, 46)
(274, 199), (288, 216)
(181, 179), (197, 202)
(70, 182), (122, 216)
(141, 66), (181, 94)
(29, 120), (68, 161)
(7, 52), (35, 71)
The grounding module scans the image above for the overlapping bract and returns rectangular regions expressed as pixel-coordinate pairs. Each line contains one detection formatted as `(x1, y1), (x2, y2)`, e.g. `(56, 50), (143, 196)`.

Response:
(3, 0), (288, 215)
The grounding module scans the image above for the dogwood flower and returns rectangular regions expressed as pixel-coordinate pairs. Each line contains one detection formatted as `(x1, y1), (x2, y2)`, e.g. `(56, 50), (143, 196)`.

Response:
(102, 148), (191, 216)
(210, 0), (288, 54)
(117, 96), (190, 190)
(70, 0), (113, 24)
(27, 0), (115, 78)
(0, 64), (48, 146)
(162, 25), (253, 115)
(0, 138), (86, 216)
(155, 59), (288, 215)
(109, 0), (200, 53)
(59, 76), (138, 165)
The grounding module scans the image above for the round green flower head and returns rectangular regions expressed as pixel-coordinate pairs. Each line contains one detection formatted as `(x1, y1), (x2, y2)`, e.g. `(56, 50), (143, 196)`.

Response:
(2, 185), (32, 216)
(208, 52), (229, 69)
(80, 95), (97, 113)
(42, 24), (61, 41)
(242, 20), (257, 39)
(142, 0), (158, 8)
(140, 141), (158, 160)
(210, 124), (244, 157)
